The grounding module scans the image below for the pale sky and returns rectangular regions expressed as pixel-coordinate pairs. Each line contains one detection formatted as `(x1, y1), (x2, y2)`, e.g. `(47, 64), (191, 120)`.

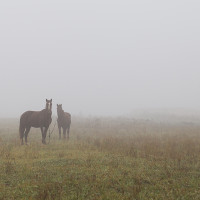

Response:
(0, 0), (200, 117)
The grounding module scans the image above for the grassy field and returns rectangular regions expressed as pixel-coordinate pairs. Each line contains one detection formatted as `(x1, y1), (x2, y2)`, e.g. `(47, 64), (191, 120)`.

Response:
(0, 117), (200, 199)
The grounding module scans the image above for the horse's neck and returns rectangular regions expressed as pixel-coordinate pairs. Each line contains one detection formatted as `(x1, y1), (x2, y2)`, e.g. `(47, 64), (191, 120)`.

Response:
(58, 110), (64, 118)
(41, 109), (52, 117)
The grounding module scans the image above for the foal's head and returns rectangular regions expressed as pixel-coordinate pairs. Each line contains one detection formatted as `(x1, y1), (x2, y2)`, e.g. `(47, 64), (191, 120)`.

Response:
(46, 99), (52, 113)
(57, 104), (63, 115)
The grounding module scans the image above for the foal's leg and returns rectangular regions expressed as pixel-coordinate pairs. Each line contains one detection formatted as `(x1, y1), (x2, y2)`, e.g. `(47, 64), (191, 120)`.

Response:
(58, 126), (61, 140)
(24, 127), (31, 145)
(63, 128), (67, 139)
(67, 127), (70, 140)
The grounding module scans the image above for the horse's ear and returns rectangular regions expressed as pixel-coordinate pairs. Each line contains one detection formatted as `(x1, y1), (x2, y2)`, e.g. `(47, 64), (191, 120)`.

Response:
(50, 99), (52, 102)
(57, 104), (58, 107)
(46, 99), (48, 102)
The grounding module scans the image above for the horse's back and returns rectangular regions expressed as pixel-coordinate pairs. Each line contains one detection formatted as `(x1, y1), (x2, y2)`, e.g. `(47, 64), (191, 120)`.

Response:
(58, 112), (71, 128)
(65, 112), (71, 118)
(20, 110), (40, 128)
(20, 111), (34, 121)
(65, 112), (71, 122)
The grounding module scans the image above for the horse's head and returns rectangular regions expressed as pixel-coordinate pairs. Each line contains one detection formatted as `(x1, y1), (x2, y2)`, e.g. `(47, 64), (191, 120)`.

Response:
(57, 104), (63, 115)
(46, 99), (52, 113)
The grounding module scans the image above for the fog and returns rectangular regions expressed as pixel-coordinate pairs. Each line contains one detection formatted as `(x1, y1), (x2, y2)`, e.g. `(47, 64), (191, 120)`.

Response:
(0, 1), (200, 117)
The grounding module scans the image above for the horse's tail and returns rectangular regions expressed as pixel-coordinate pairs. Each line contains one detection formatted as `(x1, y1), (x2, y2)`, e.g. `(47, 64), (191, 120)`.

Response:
(19, 120), (23, 139)
(19, 114), (25, 139)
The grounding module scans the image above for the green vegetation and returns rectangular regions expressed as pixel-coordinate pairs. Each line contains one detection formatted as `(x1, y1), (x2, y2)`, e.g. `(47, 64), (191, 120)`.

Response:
(0, 117), (200, 199)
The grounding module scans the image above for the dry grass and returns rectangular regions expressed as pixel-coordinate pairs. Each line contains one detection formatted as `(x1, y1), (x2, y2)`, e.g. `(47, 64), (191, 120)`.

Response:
(0, 117), (200, 199)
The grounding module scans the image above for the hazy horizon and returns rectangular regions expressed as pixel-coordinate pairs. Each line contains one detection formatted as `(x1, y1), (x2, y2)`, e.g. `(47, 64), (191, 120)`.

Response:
(0, 1), (200, 117)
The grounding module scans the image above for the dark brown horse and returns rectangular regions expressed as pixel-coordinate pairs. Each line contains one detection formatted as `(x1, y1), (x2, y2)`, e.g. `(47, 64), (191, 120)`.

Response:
(57, 104), (71, 139)
(19, 99), (52, 145)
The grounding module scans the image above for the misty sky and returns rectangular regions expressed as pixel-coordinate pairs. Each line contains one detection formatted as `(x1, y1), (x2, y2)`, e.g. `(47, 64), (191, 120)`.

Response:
(0, 0), (200, 117)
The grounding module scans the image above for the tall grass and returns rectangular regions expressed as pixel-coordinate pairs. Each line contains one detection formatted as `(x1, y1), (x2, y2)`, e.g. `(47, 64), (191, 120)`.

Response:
(0, 117), (200, 199)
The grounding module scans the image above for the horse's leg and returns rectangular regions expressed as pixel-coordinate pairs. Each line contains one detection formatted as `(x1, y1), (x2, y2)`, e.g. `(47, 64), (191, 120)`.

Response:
(63, 127), (67, 139)
(58, 126), (61, 140)
(67, 126), (70, 140)
(42, 127), (48, 144)
(40, 127), (44, 144)
(20, 126), (25, 145)
(24, 127), (31, 145)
